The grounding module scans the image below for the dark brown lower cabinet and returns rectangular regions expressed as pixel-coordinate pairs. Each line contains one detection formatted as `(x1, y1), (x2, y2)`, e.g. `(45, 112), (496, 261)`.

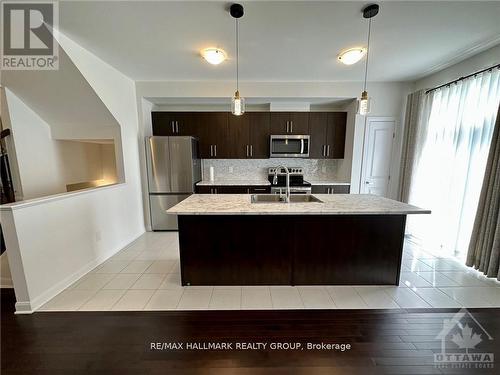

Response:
(178, 214), (406, 285)
(195, 185), (270, 194)
(311, 185), (350, 194)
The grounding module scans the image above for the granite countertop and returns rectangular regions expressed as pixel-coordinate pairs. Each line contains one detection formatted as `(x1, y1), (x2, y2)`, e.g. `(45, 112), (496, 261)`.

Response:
(307, 180), (351, 186)
(196, 179), (271, 186)
(167, 194), (431, 216)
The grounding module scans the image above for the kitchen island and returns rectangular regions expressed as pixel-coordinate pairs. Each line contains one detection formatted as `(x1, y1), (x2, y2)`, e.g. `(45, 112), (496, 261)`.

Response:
(167, 194), (430, 286)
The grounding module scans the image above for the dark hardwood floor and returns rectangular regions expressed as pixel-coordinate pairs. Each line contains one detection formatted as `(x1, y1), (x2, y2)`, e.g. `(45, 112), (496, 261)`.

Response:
(2, 288), (499, 374)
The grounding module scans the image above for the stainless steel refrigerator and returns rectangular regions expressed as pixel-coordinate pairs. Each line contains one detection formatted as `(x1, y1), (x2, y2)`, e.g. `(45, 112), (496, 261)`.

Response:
(146, 136), (201, 230)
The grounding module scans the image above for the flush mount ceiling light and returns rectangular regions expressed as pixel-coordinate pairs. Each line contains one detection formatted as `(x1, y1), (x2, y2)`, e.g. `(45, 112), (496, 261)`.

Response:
(338, 48), (366, 65)
(230, 3), (245, 116)
(201, 48), (227, 65)
(357, 3), (379, 116)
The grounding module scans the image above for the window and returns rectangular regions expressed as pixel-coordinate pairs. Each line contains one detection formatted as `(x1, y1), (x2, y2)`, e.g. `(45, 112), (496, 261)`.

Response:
(407, 68), (500, 260)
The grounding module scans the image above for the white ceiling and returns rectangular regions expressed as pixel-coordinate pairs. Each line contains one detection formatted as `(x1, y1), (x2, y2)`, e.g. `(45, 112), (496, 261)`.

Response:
(58, 1), (500, 82)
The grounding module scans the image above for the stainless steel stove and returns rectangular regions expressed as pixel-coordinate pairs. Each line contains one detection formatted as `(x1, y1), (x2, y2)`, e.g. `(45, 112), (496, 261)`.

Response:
(268, 167), (311, 194)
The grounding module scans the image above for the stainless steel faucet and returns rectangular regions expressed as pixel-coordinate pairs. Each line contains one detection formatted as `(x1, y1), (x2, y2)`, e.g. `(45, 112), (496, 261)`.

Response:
(274, 166), (290, 203)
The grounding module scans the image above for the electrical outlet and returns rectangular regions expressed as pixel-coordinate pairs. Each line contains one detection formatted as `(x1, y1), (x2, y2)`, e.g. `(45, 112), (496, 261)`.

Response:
(229, 166), (234, 173)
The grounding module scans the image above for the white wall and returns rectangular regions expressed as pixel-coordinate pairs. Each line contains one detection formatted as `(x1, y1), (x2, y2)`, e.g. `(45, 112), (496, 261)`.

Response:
(4, 89), (67, 199)
(0, 33), (145, 313)
(415, 45), (500, 91)
(3, 89), (119, 199)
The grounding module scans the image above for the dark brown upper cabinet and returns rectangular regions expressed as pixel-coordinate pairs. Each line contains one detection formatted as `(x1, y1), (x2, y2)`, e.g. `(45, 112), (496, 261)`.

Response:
(151, 112), (194, 136)
(270, 112), (309, 135)
(227, 112), (270, 159)
(308, 112), (347, 159)
(248, 112), (270, 158)
(192, 112), (228, 159)
(227, 114), (250, 158)
(151, 111), (345, 160)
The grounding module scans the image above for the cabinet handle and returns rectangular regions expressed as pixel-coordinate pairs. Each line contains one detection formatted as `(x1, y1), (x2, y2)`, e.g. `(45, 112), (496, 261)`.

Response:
(290, 121), (293, 133)
(210, 145), (213, 157)
(327, 145), (330, 157)
(247, 188), (250, 194)
(322, 145), (325, 157)
(246, 145), (249, 157)
(176, 121), (179, 133)
(214, 145), (217, 157)
(171, 121), (175, 133)
(285, 121), (289, 133)
(250, 145), (253, 157)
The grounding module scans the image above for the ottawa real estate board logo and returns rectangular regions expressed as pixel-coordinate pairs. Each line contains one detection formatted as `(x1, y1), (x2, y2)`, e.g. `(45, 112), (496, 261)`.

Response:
(1, 1), (59, 70)
(434, 308), (494, 370)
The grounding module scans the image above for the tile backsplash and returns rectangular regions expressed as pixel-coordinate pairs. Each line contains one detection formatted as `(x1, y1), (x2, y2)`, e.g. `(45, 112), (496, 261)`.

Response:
(201, 159), (349, 182)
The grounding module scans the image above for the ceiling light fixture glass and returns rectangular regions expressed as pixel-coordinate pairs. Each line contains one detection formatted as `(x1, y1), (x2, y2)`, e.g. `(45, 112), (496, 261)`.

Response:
(357, 4), (379, 116)
(230, 3), (245, 116)
(201, 48), (227, 65)
(338, 48), (366, 65)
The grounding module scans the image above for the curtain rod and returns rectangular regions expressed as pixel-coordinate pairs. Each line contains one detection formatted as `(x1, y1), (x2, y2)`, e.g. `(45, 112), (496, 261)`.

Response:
(425, 63), (500, 94)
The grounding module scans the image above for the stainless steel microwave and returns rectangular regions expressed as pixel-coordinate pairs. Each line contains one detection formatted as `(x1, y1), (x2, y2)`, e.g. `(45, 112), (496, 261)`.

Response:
(270, 135), (310, 158)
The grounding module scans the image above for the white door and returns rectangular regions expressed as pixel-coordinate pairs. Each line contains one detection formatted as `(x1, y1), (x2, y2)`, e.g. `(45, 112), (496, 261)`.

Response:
(360, 118), (395, 197)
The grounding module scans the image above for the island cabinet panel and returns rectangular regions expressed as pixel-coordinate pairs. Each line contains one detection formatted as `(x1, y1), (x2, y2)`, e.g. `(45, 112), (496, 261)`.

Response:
(292, 215), (405, 285)
(178, 215), (293, 285)
(177, 214), (406, 286)
(270, 112), (309, 134)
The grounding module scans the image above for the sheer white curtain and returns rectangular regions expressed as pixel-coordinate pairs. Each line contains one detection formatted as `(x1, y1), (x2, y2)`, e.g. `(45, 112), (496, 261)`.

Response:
(407, 68), (500, 260)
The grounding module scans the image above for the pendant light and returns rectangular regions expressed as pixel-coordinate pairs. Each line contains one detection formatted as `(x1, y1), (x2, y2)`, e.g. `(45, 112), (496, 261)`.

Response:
(230, 3), (245, 116)
(357, 4), (379, 116)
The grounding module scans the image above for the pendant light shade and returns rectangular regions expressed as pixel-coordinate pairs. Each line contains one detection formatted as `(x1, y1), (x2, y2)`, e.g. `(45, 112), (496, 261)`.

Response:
(357, 90), (371, 116)
(232, 90), (245, 116)
(357, 4), (379, 116)
(230, 4), (244, 116)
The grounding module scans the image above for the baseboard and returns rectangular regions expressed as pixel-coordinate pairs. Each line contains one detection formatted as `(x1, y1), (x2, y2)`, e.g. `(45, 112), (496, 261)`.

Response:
(23, 231), (145, 314)
(14, 301), (33, 314)
(1, 279), (14, 288)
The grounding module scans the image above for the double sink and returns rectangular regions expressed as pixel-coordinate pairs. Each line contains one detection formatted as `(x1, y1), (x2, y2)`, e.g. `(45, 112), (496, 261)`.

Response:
(251, 194), (323, 204)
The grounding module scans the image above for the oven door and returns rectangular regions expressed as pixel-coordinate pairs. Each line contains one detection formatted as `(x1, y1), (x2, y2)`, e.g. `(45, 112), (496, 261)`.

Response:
(270, 135), (310, 158)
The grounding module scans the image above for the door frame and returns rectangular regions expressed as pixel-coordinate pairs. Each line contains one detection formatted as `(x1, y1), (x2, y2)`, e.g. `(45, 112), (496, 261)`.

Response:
(358, 116), (397, 198)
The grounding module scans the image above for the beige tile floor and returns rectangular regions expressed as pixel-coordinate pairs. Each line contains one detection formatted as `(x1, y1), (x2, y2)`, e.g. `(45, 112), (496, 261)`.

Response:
(38, 232), (500, 312)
